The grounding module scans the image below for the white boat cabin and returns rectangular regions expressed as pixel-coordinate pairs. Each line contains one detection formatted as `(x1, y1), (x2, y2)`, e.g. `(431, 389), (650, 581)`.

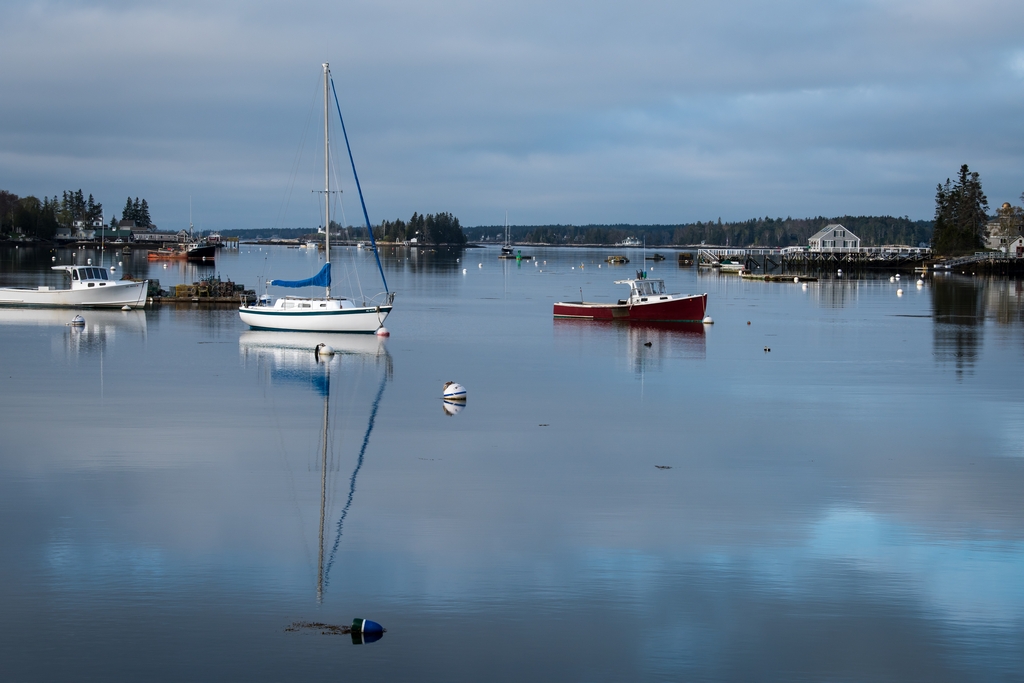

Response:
(614, 277), (672, 304)
(254, 295), (362, 311)
(53, 266), (117, 289)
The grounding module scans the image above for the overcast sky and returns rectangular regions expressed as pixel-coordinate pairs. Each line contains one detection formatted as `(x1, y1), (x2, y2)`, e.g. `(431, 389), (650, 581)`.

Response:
(2, 0), (1023, 230)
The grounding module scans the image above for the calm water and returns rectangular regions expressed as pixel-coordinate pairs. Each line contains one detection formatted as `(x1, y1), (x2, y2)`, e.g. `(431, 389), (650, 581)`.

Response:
(1, 244), (1023, 681)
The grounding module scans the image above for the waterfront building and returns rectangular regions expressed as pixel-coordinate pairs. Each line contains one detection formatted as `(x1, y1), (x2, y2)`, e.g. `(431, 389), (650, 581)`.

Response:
(808, 224), (861, 251)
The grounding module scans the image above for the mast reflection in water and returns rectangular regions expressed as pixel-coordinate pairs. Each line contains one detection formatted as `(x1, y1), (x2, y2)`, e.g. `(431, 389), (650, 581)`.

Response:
(239, 332), (391, 601)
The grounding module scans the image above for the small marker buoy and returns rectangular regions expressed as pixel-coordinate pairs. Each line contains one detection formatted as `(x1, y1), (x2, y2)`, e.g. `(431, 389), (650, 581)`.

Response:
(375, 327), (389, 337)
(443, 381), (467, 400)
(314, 343), (335, 360)
(747, 321), (751, 325)
(122, 305), (131, 311)
(802, 283), (808, 290)
(478, 263), (482, 268)
(87, 258), (92, 265)
(794, 277), (799, 283)
(462, 268), (467, 274)
(52, 256), (56, 261)
(70, 315), (85, 326)
(890, 276), (895, 282)
(118, 261), (123, 266)
(916, 279), (924, 286)
(895, 274), (901, 280)
(571, 266), (574, 270)
(897, 288), (903, 296)
(351, 618), (385, 644)
(703, 316), (714, 324)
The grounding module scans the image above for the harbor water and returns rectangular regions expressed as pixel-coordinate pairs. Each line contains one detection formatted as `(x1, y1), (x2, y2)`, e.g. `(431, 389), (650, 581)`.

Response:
(1, 244), (1023, 681)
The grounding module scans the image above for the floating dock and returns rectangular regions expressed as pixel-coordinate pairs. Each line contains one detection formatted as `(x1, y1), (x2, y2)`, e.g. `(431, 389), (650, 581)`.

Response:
(741, 273), (818, 282)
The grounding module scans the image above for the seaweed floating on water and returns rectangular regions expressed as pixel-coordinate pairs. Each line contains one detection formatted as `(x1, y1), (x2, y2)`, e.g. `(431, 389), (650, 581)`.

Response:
(655, 465), (672, 470)
(285, 621), (352, 635)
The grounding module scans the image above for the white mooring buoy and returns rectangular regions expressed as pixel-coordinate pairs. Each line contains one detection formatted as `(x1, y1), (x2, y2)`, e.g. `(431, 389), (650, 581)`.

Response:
(917, 279), (924, 286)
(897, 288), (903, 296)
(375, 327), (390, 337)
(70, 315), (85, 327)
(314, 343), (335, 360)
(122, 305), (131, 311)
(702, 316), (714, 324)
(794, 277), (800, 283)
(890, 276), (895, 282)
(462, 268), (467, 274)
(443, 381), (467, 401)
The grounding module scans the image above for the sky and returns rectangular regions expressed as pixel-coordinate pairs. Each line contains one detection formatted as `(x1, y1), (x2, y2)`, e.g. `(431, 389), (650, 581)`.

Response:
(1, 0), (1023, 231)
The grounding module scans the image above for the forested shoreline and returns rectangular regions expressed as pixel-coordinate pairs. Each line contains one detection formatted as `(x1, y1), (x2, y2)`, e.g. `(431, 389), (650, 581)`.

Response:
(465, 215), (933, 248)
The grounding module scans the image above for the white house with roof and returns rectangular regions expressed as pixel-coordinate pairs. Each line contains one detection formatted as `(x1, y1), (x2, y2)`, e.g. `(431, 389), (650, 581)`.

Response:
(808, 224), (860, 251)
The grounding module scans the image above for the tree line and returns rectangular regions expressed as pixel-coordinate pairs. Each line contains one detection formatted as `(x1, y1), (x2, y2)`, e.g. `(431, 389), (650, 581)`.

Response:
(0, 188), (155, 239)
(931, 164), (1024, 256)
(376, 212), (467, 245)
(464, 215), (933, 248)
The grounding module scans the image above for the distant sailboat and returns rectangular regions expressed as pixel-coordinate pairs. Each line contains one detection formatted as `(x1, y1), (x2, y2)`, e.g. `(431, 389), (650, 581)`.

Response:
(239, 63), (394, 333)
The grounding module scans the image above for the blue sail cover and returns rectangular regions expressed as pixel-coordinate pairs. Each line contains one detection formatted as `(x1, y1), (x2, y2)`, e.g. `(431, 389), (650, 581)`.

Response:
(269, 263), (331, 288)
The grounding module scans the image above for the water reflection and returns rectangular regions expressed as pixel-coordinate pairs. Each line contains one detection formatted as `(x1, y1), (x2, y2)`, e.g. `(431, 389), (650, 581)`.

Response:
(0, 308), (147, 357)
(932, 276), (985, 375)
(811, 280), (860, 309)
(554, 320), (706, 372)
(238, 331), (391, 601)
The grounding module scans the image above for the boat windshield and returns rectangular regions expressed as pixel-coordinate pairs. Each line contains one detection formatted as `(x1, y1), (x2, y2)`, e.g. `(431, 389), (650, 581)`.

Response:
(634, 280), (666, 296)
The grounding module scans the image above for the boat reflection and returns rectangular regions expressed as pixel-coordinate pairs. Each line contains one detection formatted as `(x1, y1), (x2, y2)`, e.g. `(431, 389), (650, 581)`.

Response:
(554, 319), (706, 372)
(0, 307), (147, 357)
(239, 330), (390, 602)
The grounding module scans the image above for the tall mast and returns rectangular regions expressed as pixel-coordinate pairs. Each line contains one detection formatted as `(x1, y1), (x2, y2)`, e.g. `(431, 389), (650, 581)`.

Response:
(323, 62), (331, 298)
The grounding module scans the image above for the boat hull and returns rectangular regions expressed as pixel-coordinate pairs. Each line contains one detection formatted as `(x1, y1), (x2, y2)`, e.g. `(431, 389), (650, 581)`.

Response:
(0, 281), (149, 308)
(239, 305), (392, 333)
(553, 293), (706, 322)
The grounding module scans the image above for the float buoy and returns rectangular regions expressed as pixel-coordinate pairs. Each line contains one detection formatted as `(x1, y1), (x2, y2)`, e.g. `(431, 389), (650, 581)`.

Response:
(70, 315), (85, 326)
(314, 343), (335, 361)
(350, 618), (385, 644)
(702, 316), (714, 324)
(122, 305), (131, 311)
(375, 327), (390, 337)
(794, 277), (799, 283)
(443, 381), (467, 400)
(897, 288), (903, 296)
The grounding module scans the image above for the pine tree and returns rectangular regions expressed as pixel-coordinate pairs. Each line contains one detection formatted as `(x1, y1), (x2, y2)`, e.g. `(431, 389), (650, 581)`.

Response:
(139, 199), (151, 227)
(123, 197), (135, 224)
(932, 164), (988, 256)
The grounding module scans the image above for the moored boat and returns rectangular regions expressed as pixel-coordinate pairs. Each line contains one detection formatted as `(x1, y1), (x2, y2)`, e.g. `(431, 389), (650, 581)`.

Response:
(238, 63), (393, 334)
(553, 274), (706, 322)
(0, 266), (148, 308)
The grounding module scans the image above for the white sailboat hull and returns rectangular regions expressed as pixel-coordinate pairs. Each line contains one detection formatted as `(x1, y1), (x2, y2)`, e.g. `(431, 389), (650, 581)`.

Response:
(238, 304), (391, 333)
(0, 280), (148, 308)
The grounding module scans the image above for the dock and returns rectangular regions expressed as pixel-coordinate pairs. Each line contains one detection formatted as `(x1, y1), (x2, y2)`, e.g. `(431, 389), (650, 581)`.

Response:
(740, 273), (818, 282)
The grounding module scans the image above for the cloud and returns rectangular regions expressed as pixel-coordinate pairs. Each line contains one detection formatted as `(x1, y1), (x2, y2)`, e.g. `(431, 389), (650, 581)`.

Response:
(2, 0), (1024, 227)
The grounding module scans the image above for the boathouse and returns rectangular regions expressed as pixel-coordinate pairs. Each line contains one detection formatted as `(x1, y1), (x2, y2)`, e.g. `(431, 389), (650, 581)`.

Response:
(808, 224), (860, 251)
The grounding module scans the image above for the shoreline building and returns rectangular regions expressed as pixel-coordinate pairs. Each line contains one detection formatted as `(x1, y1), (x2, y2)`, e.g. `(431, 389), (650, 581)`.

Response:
(808, 224), (861, 252)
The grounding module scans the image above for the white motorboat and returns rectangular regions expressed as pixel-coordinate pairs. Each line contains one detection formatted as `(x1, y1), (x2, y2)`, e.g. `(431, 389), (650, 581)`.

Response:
(0, 266), (148, 308)
(239, 63), (393, 334)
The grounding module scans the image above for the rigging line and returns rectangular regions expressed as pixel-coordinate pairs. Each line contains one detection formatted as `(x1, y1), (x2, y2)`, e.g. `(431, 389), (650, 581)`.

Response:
(330, 76), (388, 294)
(322, 366), (388, 587)
(276, 75), (321, 231)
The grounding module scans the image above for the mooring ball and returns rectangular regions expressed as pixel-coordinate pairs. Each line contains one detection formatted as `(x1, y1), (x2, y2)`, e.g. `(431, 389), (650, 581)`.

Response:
(315, 343), (335, 356)
(702, 316), (714, 324)
(352, 618), (384, 634)
(794, 277), (799, 283)
(375, 327), (390, 337)
(896, 289), (903, 296)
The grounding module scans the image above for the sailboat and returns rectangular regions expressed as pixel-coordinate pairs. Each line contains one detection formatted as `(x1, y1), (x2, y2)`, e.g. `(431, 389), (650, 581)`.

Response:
(238, 63), (394, 333)
(497, 210), (531, 261)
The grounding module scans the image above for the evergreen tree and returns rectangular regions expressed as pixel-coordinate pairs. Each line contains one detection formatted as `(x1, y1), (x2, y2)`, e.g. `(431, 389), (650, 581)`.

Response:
(123, 197), (135, 224)
(932, 164), (989, 256)
(138, 198), (151, 227)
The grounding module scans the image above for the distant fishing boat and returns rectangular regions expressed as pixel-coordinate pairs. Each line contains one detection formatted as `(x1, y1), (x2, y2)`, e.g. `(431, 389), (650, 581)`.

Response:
(238, 63), (393, 334)
(0, 265), (148, 308)
(553, 272), (707, 322)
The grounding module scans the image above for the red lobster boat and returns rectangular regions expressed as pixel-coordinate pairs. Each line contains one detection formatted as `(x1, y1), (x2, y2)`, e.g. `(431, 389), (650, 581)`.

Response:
(553, 275), (707, 322)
